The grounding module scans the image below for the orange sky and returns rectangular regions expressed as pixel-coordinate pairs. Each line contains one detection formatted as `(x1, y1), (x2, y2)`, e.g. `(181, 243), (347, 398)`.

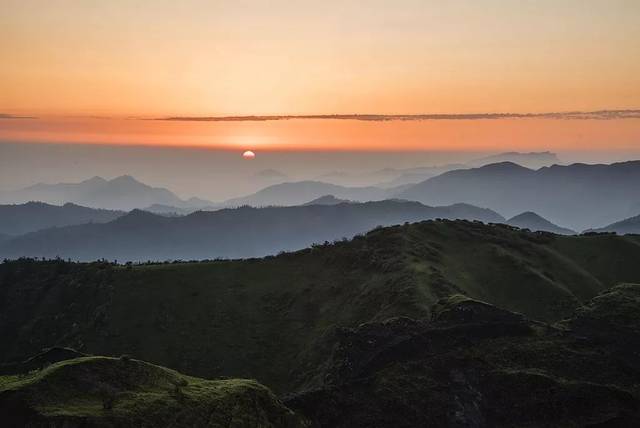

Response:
(0, 116), (639, 152)
(1, 1), (639, 150)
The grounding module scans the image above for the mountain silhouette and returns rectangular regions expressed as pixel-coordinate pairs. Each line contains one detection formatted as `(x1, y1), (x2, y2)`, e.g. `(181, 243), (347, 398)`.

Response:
(0, 175), (213, 211)
(0, 202), (124, 235)
(397, 160), (640, 230)
(589, 213), (640, 235)
(314, 152), (562, 188)
(223, 180), (402, 207)
(506, 211), (575, 235)
(302, 195), (352, 205)
(0, 200), (503, 261)
(467, 151), (561, 169)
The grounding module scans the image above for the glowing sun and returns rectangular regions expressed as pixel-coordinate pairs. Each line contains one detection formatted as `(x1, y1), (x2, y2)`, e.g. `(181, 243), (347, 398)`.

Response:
(242, 150), (256, 159)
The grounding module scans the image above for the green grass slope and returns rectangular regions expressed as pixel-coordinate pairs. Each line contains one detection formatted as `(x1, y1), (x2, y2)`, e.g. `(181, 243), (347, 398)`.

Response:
(0, 355), (304, 427)
(2, 220), (640, 393)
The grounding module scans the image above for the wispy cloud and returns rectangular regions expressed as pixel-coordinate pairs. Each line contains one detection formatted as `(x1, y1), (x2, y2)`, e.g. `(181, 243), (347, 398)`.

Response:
(158, 110), (640, 122)
(0, 113), (36, 119)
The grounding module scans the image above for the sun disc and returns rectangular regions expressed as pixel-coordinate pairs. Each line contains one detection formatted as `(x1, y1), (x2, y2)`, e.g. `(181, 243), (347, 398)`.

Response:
(242, 150), (256, 159)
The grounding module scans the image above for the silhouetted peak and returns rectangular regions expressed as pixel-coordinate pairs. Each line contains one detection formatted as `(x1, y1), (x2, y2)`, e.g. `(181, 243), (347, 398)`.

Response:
(114, 209), (163, 225)
(109, 175), (143, 185)
(83, 176), (107, 184)
(508, 211), (541, 221)
(22, 201), (52, 207)
(478, 161), (531, 172)
(507, 211), (575, 234)
(125, 208), (156, 217)
(303, 195), (351, 205)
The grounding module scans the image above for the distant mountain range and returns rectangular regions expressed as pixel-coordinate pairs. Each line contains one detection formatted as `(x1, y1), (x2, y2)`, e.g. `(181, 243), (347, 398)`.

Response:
(0, 200), (503, 261)
(2, 156), (639, 233)
(506, 211), (575, 235)
(467, 151), (560, 169)
(223, 181), (403, 207)
(302, 195), (352, 205)
(397, 160), (640, 231)
(224, 160), (640, 231)
(0, 175), (214, 211)
(315, 151), (561, 188)
(589, 213), (640, 235)
(0, 202), (124, 235)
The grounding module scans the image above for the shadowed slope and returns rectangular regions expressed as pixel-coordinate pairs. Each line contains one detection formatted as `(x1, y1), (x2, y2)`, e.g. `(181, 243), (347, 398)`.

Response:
(287, 288), (640, 427)
(2, 220), (640, 394)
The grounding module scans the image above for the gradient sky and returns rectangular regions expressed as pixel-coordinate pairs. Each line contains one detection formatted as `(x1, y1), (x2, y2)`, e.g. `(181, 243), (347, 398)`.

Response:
(2, 0), (640, 117)
(1, 1), (639, 152)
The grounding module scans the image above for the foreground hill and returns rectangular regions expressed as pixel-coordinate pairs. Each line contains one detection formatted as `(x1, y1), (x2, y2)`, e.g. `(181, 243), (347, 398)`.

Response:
(2, 220), (640, 396)
(0, 202), (124, 236)
(0, 200), (503, 261)
(590, 213), (640, 235)
(0, 175), (213, 211)
(2, 262), (640, 426)
(397, 160), (640, 231)
(506, 211), (575, 235)
(288, 287), (640, 426)
(0, 354), (303, 427)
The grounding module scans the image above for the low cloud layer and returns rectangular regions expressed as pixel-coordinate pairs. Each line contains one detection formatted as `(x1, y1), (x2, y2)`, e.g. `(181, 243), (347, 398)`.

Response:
(160, 110), (640, 122)
(0, 113), (35, 119)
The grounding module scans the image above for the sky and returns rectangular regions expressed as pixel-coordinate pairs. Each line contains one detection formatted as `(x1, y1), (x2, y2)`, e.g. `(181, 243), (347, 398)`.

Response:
(2, 0), (640, 116)
(1, 0), (639, 152)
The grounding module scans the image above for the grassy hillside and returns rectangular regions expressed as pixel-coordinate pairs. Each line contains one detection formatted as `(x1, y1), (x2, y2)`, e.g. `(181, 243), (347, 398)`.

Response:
(287, 288), (640, 427)
(2, 220), (640, 394)
(3, 286), (640, 427)
(0, 355), (303, 427)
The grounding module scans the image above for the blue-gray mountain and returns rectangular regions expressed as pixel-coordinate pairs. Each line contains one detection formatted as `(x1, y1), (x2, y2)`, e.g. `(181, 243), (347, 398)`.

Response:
(223, 180), (402, 207)
(396, 160), (640, 231)
(0, 175), (214, 211)
(506, 212), (576, 235)
(302, 195), (352, 206)
(589, 213), (640, 235)
(0, 200), (503, 261)
(0, 202), (124, 236)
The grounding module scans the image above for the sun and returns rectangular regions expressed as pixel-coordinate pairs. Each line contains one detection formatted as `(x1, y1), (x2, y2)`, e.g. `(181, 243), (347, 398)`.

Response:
(242, 150), (256, 159)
